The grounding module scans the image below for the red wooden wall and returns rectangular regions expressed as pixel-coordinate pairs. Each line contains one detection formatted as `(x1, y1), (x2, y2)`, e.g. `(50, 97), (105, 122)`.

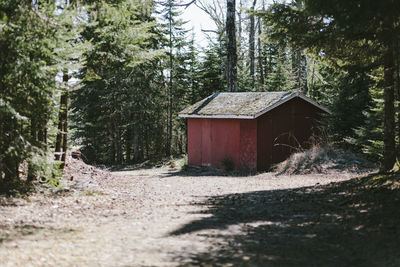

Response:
(187, 118), (257, 170)
(257, 98), (323, 170)
(187, 97), (324, 171)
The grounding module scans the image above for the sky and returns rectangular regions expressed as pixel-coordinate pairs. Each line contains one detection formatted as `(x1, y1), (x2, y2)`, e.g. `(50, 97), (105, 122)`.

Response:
(179, 0), (273, 48)
(179, 1), (218, 48)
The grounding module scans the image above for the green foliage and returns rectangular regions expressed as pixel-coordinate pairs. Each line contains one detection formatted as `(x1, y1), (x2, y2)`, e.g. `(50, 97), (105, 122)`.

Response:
(198, 43), (225, 96)
(71, 0), (166, 164)
(259, 0), (400, 166)
(3, 0), (398, 181)
(0, 2), (62, 190)
(318, 65), (373, 146)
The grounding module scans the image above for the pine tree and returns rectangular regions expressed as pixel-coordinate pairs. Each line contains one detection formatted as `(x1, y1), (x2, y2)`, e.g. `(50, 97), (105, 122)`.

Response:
(158, 0), (189, 155)
(0, 1), (82, 190)
(71, 0), (163, 164)
(261, 0), (400, 170)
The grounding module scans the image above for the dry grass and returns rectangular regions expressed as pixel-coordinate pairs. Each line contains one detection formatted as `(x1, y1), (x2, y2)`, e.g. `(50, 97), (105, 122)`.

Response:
(274, 145), (376, 175)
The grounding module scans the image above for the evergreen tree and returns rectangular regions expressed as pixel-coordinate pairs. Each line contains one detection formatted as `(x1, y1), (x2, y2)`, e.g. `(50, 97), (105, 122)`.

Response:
(0, 1), (84, 190)
(71, 0), (163, 164)
(199, 42), (225, 96)
(261, 0), (400, 170)
(157, 0), (189, 155)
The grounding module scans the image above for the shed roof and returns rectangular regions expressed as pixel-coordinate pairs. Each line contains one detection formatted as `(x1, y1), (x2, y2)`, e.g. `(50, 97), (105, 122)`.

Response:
(179, 91), (329, 119)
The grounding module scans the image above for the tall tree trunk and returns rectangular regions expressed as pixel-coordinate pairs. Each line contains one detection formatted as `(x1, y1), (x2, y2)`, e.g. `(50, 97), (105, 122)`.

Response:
(116, 125), (122, 164)
(249, 0), (257, 89)
(257, 16), (264, 88)
(60, 91), (69, 169)
(238, 0), (242, 46)
(301, 54), (308, 94)
(3, 120), (19, 182)
(310, 58), (316, 98)
(291, 48), (301, 90)
(226, 0), (237, 92)
(395, 37), (400, 159)
(383, 41), (396, 171)
(55, 71), (69, 170)
(125, 127), (132, 163)
(166, 3), (173, 156)
(54, 102), (63, 161)
(60, 74), (69, 169)
(27, 119), (37, 182)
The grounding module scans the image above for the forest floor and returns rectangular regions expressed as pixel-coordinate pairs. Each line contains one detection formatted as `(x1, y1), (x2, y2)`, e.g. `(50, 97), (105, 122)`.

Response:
(1, 157), (400, 266)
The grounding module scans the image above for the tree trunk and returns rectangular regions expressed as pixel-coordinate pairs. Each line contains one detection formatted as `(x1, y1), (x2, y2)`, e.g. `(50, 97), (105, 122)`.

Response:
(396, 37), (400, 159)
(249, 0), (257, 89)
(226, 0), (237, 92)
(257, 16), (265, 88)
(238, 0), (242, 46)
(55, 85), (68, 170)
(59, 94), (68, 169)
(27, 119), (37, 182)
(383, 42), (396, 171)
(125, 127), (132, 163)
(291, 48), (301, 90)
(116, 125), (122, 164)
(3, 120), (19, 182)
(301, 54), (308, 94)
(109, 127), (116, 164)
(54, 99), (63, 161)
(166, 3), (173, 156)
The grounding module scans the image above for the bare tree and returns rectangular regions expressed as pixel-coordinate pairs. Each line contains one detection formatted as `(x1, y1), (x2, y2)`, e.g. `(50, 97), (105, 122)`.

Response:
(196, 0), (226, 32)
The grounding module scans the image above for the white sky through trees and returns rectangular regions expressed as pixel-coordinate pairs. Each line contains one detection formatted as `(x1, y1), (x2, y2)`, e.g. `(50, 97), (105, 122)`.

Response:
(179, 0), (273, 48)
(180, 1), (217, 48)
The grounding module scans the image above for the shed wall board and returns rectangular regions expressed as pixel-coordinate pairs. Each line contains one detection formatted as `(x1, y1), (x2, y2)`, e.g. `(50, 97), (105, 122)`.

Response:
(201, 119), (212, 166)
(187, 119), (202, 166)
(187, 97), (325, 171)
(257, 98), (323, 170)
(210, 119), (240, 168)
(239, 120), (257, 170)
(187, 118), (242, 169)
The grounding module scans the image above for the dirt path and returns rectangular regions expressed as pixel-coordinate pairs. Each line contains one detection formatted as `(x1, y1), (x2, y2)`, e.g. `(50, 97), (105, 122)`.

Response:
(1, 163), (399, 266)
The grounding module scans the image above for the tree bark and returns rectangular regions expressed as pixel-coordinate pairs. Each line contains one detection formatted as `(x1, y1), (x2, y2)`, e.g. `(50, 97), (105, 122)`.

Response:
(54, 99), (63, 161)
(125, 127), (132, 163)
(395, 37), (400, 159)
(226, 0), (237, 92)
(109, 127), (116, 164)
(3, 120), (19, 182)
(383, 42), (396, 171)
(249, 0), (257, 89)
(55, 71), (69, 170)
(257, 16), (264, 88)
(301, 54), (308, 94)
(166, 2), (173, 156)
(60, 90), (68, 169)
(238, 0), (242, 45)
(116, 125), (122, 164)
(27, 119), (37, 182)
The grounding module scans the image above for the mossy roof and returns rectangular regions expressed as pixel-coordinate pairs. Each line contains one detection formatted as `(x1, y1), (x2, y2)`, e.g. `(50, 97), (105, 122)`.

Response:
(179, 91), (329, 119)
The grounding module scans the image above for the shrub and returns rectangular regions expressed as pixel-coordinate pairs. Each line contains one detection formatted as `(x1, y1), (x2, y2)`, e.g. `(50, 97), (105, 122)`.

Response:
(221, 157), (235, 172)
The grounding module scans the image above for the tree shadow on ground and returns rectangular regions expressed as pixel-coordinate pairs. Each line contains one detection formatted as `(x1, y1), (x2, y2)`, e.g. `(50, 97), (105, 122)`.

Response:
(170, 173), (400, 266)
(162, 165), (257, 178)
(0, 224), (78, 244)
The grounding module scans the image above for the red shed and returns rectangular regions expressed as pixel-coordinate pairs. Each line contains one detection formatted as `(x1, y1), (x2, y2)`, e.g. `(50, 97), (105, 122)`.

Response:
(179, 91), (329, 171)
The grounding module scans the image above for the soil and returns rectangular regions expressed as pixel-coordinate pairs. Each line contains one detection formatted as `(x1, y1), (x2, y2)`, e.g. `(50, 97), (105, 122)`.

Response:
(1, 158), (400, 266)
